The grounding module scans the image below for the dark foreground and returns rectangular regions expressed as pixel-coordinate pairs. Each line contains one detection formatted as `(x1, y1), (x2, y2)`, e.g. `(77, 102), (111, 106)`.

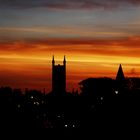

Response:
(0, 86), (140, 129)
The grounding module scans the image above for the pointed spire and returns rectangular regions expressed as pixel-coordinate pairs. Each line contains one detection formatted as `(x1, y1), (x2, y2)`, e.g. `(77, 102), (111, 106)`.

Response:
(63, 55), (66, 64)
(52, 55), (55, 64)
(52, 55), (54, 61)
(116, 64), (125, 81)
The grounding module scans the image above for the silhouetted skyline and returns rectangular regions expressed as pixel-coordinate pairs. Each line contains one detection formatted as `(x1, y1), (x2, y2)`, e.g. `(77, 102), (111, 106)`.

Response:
(0, 69), (140, 128)
(0, 0), (140, 92)
(1, 0), (140, 129)
(0, 56), (140, 128)
(0, 55), (139, 93)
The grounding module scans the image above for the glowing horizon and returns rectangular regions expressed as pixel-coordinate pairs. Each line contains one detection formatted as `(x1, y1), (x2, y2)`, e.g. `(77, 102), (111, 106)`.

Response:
(0, 0), (140, 92)
(0, 38), (140, 92)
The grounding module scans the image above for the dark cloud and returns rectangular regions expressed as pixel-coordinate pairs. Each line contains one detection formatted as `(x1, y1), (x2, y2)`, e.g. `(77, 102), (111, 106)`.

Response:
(0, 0), (140, 10)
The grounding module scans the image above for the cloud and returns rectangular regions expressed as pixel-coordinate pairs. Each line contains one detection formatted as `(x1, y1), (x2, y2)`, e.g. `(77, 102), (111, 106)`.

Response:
(0, 36), (140, 58)
(1, 0), (140, 10)
(127, 68), (139, 76)
(130, 68), (137, 75)
(29, 36), (140, 48)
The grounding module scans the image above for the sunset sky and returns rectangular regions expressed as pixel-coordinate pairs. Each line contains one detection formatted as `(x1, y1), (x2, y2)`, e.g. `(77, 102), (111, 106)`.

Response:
(0, 0), (140, 92)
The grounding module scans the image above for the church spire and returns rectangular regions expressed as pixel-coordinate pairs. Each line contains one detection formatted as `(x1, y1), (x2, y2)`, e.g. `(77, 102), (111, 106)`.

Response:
(116, 64), (125, 82)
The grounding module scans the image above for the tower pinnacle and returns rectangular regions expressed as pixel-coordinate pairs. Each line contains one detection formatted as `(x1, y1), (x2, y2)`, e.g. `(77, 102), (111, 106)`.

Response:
(52, 55), (55, 65)
(63, 55), (66, 65)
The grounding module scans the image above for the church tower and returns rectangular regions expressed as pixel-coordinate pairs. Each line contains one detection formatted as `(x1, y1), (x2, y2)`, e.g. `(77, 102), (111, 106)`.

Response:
(52, 56), (66, 95)
(116, 64), (126, 90)
(116, 64), (125, 82)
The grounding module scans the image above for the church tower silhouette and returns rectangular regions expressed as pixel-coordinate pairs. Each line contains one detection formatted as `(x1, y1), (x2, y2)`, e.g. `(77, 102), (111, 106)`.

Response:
(116, 64), (126, 90)
(116, 64), (125, 82)
(52, 56), (66, 94)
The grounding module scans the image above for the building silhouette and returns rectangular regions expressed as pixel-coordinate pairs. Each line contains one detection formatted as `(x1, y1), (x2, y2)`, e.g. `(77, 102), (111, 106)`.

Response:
(116, 64), (125, 82)
(52, 56), (66, 94)
(116, 64), (126, 90)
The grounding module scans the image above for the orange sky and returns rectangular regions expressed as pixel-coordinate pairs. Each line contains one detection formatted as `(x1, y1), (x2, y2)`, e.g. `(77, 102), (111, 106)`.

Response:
(0, 37), (140, 92)
(1, 1), (140, 92)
